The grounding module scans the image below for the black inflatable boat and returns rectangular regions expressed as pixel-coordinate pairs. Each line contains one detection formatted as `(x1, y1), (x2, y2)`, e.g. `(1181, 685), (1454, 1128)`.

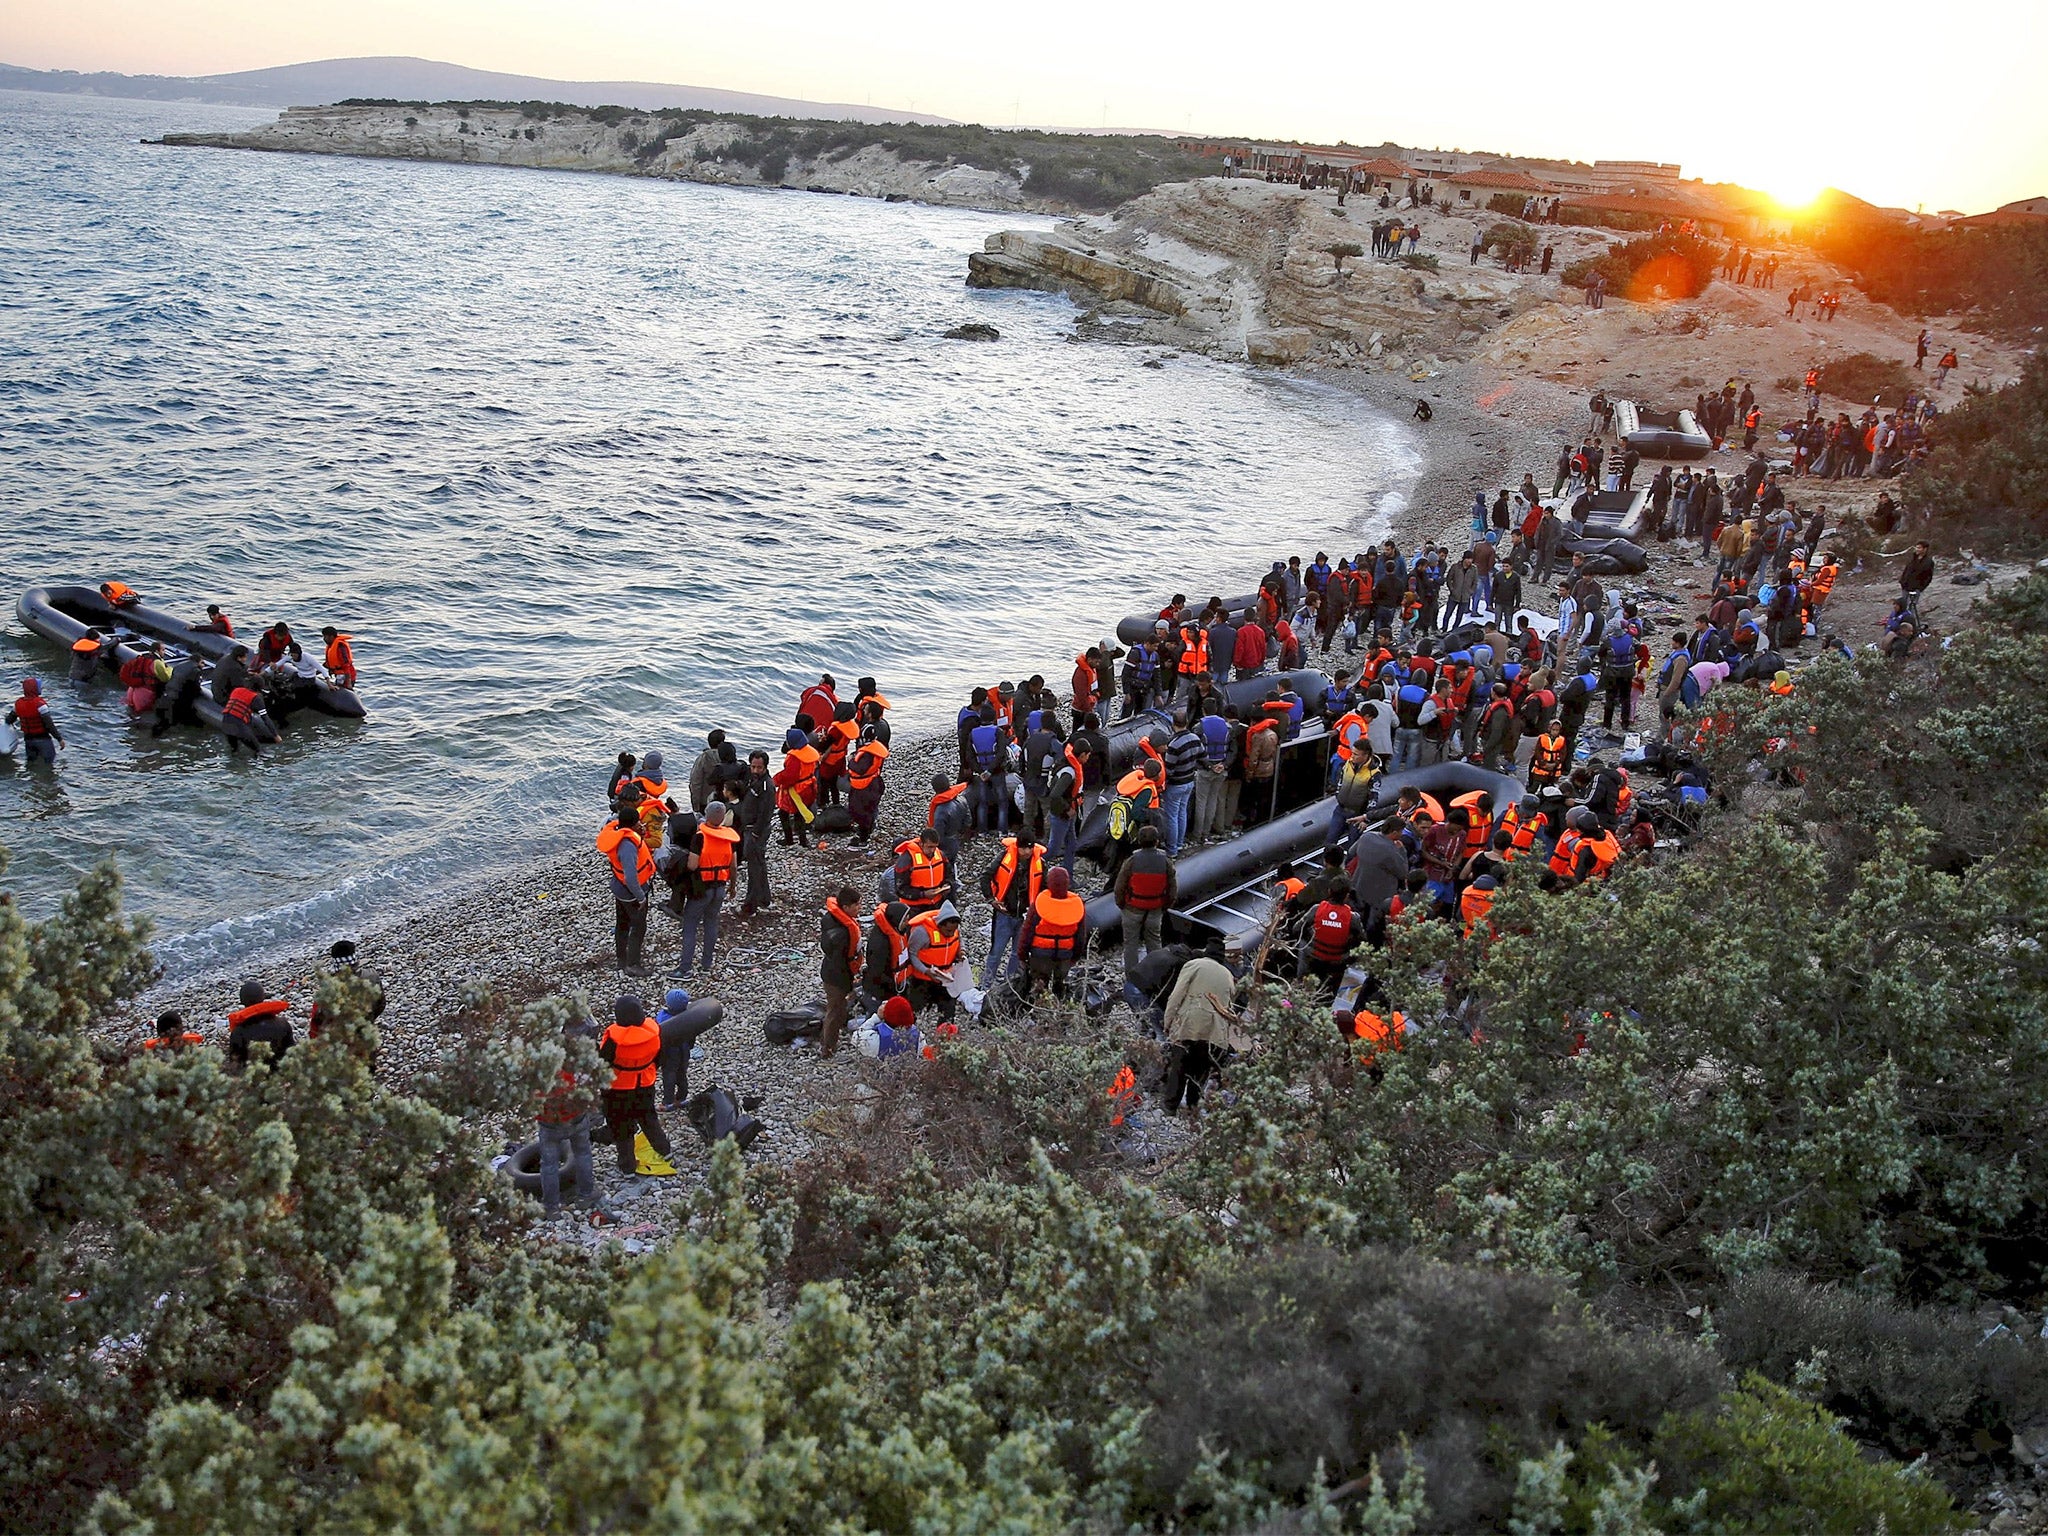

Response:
(16, 585), (365, 740)
(1082, 759), (1527, 945)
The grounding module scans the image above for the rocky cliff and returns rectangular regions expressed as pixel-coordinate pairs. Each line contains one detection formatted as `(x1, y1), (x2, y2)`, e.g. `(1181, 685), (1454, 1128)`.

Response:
(158, 103), (1041, 212)
(967, 178), (1559, 374)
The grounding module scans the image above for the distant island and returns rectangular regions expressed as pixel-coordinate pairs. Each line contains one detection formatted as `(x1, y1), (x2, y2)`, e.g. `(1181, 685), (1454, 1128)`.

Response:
(0, 54), (953, 125)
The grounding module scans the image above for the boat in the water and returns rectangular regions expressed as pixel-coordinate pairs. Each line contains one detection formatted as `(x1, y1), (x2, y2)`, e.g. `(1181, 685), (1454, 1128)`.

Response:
(15, 585), (365, 741)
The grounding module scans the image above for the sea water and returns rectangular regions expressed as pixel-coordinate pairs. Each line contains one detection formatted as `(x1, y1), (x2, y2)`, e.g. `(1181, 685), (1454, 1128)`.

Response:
(0, 89), (1420, 973)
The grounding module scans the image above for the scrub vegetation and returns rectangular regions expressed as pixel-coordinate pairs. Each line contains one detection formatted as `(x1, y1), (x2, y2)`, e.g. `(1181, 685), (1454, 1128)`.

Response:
(337, 99), (1227, 211)
(1905, 350), (2048, 548)
(12, 573), (2048, 1529)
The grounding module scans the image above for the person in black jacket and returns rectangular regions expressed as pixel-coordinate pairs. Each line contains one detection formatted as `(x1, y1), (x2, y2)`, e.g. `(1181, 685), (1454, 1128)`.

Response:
(226, 980), (294, 1071)
(1899, 540), (1935, 614)
(735, 751), (776, 916)
(819, 885), (861, 1057)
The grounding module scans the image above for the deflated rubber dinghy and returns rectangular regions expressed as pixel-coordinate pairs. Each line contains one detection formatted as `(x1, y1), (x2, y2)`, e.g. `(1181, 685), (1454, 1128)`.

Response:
(16, 585), (364, 741)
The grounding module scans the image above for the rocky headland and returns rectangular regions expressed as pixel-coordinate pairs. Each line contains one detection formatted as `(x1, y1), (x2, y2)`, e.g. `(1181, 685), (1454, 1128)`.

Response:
(156, 101), (1177, 214)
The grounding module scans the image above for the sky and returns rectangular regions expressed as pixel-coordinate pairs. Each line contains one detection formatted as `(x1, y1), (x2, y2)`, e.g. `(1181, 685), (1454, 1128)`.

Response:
(7, 0), (2046, 214)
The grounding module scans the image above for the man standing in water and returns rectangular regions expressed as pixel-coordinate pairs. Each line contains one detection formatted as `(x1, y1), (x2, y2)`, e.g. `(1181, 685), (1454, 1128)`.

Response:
(6, 678), (65, 763)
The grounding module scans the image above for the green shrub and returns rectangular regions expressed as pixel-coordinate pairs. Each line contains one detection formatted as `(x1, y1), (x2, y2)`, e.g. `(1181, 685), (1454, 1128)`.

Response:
(1398, 251), (1440, 272)
(1655, 1376), (1966, 1533)
(1815, 349), (1919, 406)
(1485, 221), (1538, 264)
(1904, 351), (2048, 550)
(1716, 1274), (2048, 1465)
(1139, 1246), (1720, 1529)
(1563, 230), (1714, 298)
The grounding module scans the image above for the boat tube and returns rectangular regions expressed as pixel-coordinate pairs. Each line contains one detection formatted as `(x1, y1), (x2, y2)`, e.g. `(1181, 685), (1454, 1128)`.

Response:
(1081, 759), (1527, 945)
(16, 585), (365, 739)
(1557, 535), (1650, 576)
(1614, 399), (1712, 460)
(1114, 593), (1261, 647)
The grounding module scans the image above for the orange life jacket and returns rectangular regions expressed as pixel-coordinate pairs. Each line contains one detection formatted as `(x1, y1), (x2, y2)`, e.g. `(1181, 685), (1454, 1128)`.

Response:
(1120, 852), (1172, 911)
(1028, 890), (1087, 956)
(926, 780), (969, 826)
(1449, 792), (1492, 856)
(223, 686), (262, 723)
(824, 896), (863, 959)
(1107, 1064), (1139, 1126)
(324, 633), (356, 682)
(820, 717), (859, 773)
(101, 581), (138, 606)
(1502, 806), (1547, 856)
(602, 1019), (661, 1091)
(900, 910), (961, 980)
(630, 775), (669, 803)
(143, 1033), (207, 1050)
(1178, 626), (1208, 675)
(850, 743), (890, 791)
(1459, 883), (1496, 937)
(1332, 711), (1368, 761)
(895, 841), (949, 907)
(989, 837), (1045, 906)
(1529, 733), (1567, 782)
(597, 822), (656, 890)
(1808, 563), (1837, 602)
(1547, 830), (1585, 880)
(71, 636), (101, 655)
(694, 823), (741, 884)
(227, 998), (290, 1029)
(870, 903), (907, 975)
(1585, 830), (1620, 878)
(1351, 1009), (1406, 1062)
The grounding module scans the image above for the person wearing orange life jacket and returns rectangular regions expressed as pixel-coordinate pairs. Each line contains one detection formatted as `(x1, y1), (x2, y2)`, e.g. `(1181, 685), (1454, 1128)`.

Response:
(597, 994), (673, 1176)
(254, 621), (293, 672)
(899, 900), (966, 1022)
(98, 580), (140, 609)
(1102, 758), (1164, 881)
(597, 805), (656, 974)
(881, 827), (946, 917)
(317, 625), (357, 691)
(141, 1009), (206, 1053)
(1177, 623), (1210, 691)
(1459, 874), (1499, 938)
(775, 726), (822, 846)
(860, 896), (912, 1007)
(192, 603), (234, 637)
(1449, 790), (1496, 861)
(854, 676), (891, 733)
(1019, 866), (1088, 999)
(1526, 724), (1568, 791)
(67, 628), (105, 683)
(1300, 893), (1362, 993)
(1542, 807), (1612, 889)
(815, 702), (859, 808)
(221, 681), (268, 756)
(1112, 825), (1177, 981)
(670, 802), (741, 979)
(819, 884), (864, 1058)
(1805, 553), (1839, 622)
(6, 677), (65, 763)
(979, 831), (1047, 989)
(225, 981), (294, 1071)
(1070, 647), (1100, 719)
(1340, 1004), (1407, 1068)
(844, 740), (889, 845)
(1500, 799), (1549, 860)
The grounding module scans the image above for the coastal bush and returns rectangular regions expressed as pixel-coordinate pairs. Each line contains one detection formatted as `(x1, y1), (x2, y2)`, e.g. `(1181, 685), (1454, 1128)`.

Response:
(1487, 191), (1529, 218)
(0, 841), (1979, 1528)
(1816, 348), (1919, 406)
(1327, 240), (1363, 273)
(1904, 350), (2048, 549)
(1562, 230), (1713, 300)
(1805, 203), (2048, 339)
(1484, 221), (1538, 265)
(1716, 1274), (2048, 1467)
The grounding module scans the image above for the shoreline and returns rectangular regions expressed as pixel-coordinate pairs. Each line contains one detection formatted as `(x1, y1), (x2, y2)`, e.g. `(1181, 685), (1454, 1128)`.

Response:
(112, 343), (1530, 1203)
